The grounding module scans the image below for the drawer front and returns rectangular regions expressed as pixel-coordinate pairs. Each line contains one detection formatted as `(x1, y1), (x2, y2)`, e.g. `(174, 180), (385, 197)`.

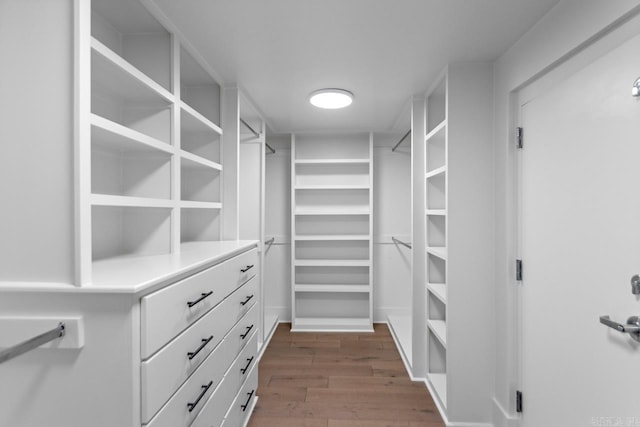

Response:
(190, 375), (231, 427)
(222, 364), (258, 427)
(141, 293), (236, 423)
(141, 262), (234, 358)
(224, 248), (258, 290)
(145, 336), (232, 427)
(223, 331), (258, 404)
(227, 303), (258, 362)
(226, 276), (258, 327)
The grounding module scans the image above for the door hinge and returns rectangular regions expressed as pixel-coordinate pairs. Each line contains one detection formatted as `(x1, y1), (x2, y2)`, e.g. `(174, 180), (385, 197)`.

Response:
(516, 390), (523, 413)
(516, 259), (523, 281)
(516, 127), (524, 149)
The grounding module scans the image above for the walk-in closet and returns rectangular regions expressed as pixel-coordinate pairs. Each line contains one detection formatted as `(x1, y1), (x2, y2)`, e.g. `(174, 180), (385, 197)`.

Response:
(2, 1), (639, 426)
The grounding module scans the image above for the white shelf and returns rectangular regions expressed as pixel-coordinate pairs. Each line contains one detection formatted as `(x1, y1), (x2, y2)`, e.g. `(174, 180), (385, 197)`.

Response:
(295, 207), (370, 216)
(91, 37), (173, 104)
(180, 201), (222, 209)
(426, 209), (447, 216)
(181, 151), (223, 171)
(294, 284), (370, 293)
(295, 185), (369, 190)
(428, 283), (447, 304)
(91, 114), (173, 155)
(294, 235), (370, 241)
(425, 120), (447, 142)
(292, 317), (373, 332)
(427, 373), (447, 409)
(181, 102), (223, 135)
(427, 247), (448, 261)
(294, 259), (370, 267)
(427, 320), (447, 348)
(426, 166), (447, 179)
(91, 194), (173, 208)
(295, 158), (370, 165)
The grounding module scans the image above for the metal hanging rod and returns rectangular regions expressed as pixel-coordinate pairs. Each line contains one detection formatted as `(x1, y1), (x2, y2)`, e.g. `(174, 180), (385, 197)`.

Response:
(0, 322), (65, 364)
(265, 143), (276, 154)
(239, 118), (276, 154)
(240, 118), (260, 138)
(265, 237), (275, 250)
(391, 130), (411, 152)
(392, 237), (412, 249)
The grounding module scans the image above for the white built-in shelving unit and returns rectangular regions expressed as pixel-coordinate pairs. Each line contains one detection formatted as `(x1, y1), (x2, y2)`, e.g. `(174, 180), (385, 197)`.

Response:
(291, 134), (374, 332)
(84, 0), (224, 284)
(425, 75), (448, 409)
(422, 64), (494, 424)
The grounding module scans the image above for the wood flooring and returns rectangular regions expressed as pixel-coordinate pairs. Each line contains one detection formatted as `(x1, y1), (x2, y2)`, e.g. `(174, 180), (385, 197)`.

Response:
(247, 323), (446, 427)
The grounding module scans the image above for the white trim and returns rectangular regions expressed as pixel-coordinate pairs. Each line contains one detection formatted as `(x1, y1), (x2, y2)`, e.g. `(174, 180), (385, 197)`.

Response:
(493, 398), (520, 427)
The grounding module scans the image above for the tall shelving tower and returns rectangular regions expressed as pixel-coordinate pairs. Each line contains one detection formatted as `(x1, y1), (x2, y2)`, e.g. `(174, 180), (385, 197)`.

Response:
(291, 133), (374, 332)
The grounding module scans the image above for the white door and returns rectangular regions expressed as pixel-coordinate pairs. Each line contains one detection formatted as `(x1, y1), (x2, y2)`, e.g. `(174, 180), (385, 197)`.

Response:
(520, 31), (640, 426)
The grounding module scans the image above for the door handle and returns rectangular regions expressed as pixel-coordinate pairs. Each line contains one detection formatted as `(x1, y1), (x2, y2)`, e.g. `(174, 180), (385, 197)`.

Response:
(599, 315), (640, 342)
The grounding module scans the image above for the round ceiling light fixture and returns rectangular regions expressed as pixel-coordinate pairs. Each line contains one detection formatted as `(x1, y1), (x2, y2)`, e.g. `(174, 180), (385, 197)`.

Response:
(309, 88), (354, 109)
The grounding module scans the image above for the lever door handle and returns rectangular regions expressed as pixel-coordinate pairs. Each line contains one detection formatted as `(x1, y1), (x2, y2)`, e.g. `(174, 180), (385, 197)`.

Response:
(600, 315), (640, 342)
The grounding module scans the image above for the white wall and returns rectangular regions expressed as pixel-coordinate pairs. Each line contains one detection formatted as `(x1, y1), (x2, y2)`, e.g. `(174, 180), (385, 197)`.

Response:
(0, 0), (75, 284)
(264, 135), (291, 320)
(263, 133), (411, 323)
(492, 1), (640, 425)
(372, 134), (412, 321)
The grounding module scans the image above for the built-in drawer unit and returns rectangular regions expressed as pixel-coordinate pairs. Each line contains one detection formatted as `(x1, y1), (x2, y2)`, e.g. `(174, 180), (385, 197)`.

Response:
(140, 248), (257, 359)
(139, 245), (260, 427)
(142, 287), (234, 422)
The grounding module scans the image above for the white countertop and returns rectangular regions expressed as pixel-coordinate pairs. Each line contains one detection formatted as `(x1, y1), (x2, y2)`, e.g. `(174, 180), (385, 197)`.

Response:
(0, 240), (259, 295)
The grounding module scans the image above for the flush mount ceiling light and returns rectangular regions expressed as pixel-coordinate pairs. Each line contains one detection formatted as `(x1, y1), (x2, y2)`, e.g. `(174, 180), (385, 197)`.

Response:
(309, 89), (354, 109)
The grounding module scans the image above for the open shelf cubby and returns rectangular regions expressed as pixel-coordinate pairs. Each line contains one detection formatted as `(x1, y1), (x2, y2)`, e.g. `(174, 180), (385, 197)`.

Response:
(180, 46), (221, 127)
(426, 173), (446, 210)
(427, 215), (446, 248)
(181, 160), (221, 203)
(91, 1), (172, 92)
(91, 206), (172, 261)
(295, 241), (369, 261)
(426, 124), (446, 173)
(181, 208), (221, 243)
(427, 77), (447, 134)
(295, 215), (369, 237)
(295, 163), (370, 188)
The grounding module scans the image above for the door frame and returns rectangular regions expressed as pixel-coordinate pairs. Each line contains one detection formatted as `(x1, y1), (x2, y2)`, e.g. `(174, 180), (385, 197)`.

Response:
(511, 10), (640, 425)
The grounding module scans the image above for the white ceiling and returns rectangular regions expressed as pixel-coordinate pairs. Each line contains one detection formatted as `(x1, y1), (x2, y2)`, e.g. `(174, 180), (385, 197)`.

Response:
(148, 0), (560, 134)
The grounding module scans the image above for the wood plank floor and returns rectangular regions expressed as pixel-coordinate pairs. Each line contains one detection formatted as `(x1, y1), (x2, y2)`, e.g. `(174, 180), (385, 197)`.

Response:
(248, 323), (446, 427)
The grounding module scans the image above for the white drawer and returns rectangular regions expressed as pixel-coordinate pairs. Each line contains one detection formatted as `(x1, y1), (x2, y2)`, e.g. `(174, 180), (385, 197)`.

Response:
(144, 335), (232, 427)
(227, 303), (258, 362)
(190, 376), (232, 427)
(226, 276), (258, 326)
(141, 293), (236, 423)
(223, 331), (258, 404)
(222, 364), (258, 427)
(141, 262), (234, 358)
(224, 248), (258, 289)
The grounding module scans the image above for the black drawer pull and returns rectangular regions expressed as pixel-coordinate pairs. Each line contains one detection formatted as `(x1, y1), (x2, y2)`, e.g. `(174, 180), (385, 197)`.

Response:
(240, 356), (254, 374)
(187, 380), (213, 413)
(241, 390), (255, 412)
(240, 324), (254, 339)
(187, 291), (213, 308)
(240, 265), (254, 273)
(187, 335), (214, 360)
(240, 295), (254, 306)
